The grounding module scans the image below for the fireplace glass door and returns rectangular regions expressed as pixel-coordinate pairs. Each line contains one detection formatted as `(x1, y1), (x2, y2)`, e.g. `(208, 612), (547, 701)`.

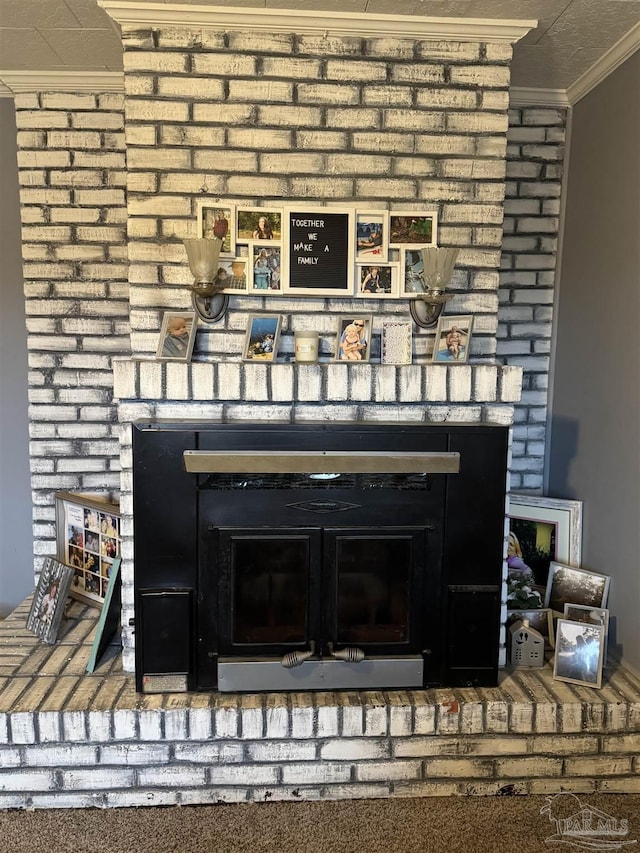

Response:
(215, 526), (426, 660)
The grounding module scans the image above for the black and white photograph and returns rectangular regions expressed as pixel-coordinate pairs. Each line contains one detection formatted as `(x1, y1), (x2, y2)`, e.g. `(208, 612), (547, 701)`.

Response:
(553, 619), (606, 688)
(545, 561), (610, 614)
(26, 557), (74, 644)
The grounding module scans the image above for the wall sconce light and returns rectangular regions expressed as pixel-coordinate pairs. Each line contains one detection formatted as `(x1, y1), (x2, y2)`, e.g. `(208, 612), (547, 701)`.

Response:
(409, 247), (460, 329)
(183, 237), (229, 323)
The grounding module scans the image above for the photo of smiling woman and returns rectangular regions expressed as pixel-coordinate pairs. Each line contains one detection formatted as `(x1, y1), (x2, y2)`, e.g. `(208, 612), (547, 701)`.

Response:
(335, 315), (372, 363)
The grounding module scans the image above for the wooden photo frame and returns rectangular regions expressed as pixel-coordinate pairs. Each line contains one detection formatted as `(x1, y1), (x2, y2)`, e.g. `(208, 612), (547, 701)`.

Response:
(508, 495), (583, 591)
(242, 313), (282, 362)
(545, 561), (610, 615)
(335, 315), (372, 363)
(553, 618), (606, 689)
(237, 207), (282, 242)
(55, 491), (121, 608)
(155, 311), (197, 362)
(283, 206), (355, 297)
(355, 210), (389, 262)
(196, 201), (236, 257)
(389, 210), (437, 249)
(432, 315), (473, 363)
(27, 557), (74, 644)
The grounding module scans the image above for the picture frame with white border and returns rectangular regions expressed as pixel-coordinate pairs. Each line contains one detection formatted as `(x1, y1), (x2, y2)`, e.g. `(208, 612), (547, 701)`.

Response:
(334, 315), (372, 363)
(357, 262), (398, 298)
(381, 320), (412, 365)
(249, 244), (282, 294)
(155, 311), (198, 362)
(242, 313), (282, 362)
(563, 603), (610, 663)
(283, 206), (355, 297)
(196, 201), (236, 257)
(355, 209), (389, 262)
(432, 315), (473, 364)
(389, 210), (438, 249)
(236, 207), (283, 242)
(545, 561), (610, 615)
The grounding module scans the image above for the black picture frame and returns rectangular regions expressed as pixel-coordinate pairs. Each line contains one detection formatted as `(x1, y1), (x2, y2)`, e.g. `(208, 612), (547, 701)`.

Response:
(284, 207), (355, 296)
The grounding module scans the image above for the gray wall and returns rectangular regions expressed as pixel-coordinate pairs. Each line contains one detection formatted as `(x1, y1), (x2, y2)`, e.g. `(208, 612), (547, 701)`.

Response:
(548, 51), (640, 673)
(0, 98), (33, 615)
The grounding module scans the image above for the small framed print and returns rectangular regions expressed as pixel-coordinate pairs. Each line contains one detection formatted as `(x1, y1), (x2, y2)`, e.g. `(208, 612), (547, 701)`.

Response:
(212, 257), (249, 293)
(357, 263), (398, 298)
(545, 562), (610, 615)
(389, 210), (437, 249)
(335, 315), (372, 362)
(155, 311), (197, 361)
(242, 313), (282, 362)
(250, 245), (282, 293)
(432, 315), (473, 363)
(237, 208), (283, 242)
(553, 618), (606, 689)
(381, 320), (412, 365)
(506, 608), (555, 648)
(356, 210), (388, 262)
(27, 557), (74, 644)
(196, 201), (236, 257)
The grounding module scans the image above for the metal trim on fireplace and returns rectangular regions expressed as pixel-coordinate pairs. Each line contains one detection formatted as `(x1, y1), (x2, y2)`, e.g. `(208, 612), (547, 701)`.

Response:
(184, 450), (460, 474)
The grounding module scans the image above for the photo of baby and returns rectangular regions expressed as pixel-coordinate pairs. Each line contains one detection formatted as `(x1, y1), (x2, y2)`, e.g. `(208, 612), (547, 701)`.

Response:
(335, 316), (372, 363)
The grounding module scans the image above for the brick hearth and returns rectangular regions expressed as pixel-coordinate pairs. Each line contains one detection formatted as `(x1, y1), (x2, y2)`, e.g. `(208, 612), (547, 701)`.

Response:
(1, 598), (639, 809)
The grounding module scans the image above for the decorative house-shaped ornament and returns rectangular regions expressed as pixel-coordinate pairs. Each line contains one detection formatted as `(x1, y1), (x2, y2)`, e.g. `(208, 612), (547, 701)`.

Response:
(509, 618), (545, 667)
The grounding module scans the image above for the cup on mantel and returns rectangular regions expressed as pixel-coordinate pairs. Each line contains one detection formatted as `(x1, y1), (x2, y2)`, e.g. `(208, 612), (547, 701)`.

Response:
(294, 330), (319, 363)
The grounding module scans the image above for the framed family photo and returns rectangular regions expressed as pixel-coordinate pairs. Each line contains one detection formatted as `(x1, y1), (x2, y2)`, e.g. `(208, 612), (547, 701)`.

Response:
(250, 245), (282, 293)
(335, 315), (372, 362)
(389, 211), (437, 248)
(432, 315), (473, 363)
(545, 562), (610, 615)
(356, 210), (388, 262)
(155, 311), (197, 361)
(508, 495), (583, 591)
(237, 207), (282, 242)
(196, 201), (235, 256)
(212, 258), (249, 293)
(553, 619), (606, 689)
(27, 557), (74, 644)
(55, 491), (121, 608)
(242, 314), (281, 362)
(358, 263), (397, 298)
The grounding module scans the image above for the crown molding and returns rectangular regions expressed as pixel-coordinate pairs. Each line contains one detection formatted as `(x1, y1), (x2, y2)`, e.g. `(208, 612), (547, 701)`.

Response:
(509, 87), (569, 108)
(567, 20), (640, 105)
(98, 1), (536, 43)
(0, 71), (124, 94)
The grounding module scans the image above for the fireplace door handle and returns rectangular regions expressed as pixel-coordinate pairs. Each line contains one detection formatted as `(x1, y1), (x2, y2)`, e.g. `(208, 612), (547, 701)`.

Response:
(281, 641), (316, 669)
(327, 643), (365, 664)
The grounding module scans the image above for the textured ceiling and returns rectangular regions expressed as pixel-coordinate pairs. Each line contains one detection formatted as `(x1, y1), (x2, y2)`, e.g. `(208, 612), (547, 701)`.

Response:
(0, 0), (639, 93)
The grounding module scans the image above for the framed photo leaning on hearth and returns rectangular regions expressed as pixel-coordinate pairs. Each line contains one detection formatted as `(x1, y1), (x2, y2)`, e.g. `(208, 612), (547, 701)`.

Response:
(55, 491), (121, 608)
(545, 562), (610, 616)
(155, 311), (197, 362)
(27, 557), (74, 644)
(508, 495), (582, 593)
(553, 618), (605, 689)
(242, 314), (282, 362)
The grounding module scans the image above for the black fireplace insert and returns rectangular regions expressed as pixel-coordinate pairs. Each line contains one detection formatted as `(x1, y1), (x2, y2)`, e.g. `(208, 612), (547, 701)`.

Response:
(132, 420), (509, 692)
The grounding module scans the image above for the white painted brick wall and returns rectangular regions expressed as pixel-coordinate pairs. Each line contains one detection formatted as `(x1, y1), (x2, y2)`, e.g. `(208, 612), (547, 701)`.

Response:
(497, 106), (567, 491)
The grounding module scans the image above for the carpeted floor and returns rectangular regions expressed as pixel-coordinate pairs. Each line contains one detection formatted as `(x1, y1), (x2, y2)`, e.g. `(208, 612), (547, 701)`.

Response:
(1, 794), (639, 853)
